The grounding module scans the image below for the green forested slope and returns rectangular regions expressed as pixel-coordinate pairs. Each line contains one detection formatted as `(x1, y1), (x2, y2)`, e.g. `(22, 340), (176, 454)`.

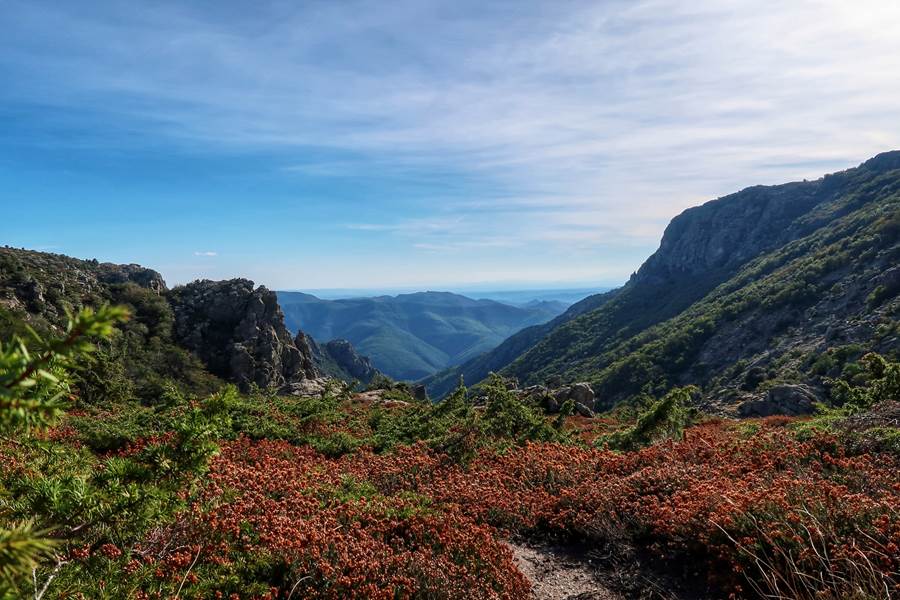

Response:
(277, 291), (565, 380)
(424, 289), (617, 398)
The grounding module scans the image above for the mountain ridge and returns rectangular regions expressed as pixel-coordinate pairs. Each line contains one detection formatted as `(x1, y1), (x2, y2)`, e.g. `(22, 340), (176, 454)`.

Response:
(277, 290), (568, 380)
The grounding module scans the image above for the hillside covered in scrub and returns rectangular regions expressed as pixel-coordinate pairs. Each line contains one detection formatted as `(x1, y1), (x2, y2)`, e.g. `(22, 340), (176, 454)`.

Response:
(427, 152), (900, 408)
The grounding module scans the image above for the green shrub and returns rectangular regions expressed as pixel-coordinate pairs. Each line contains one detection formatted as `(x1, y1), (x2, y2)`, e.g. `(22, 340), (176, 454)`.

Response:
(867, 285), (892, 308)
(481, 374), (562, 445)
(598, 386), (696, 451)
(310, 431), (363, 457)
(0, 306), (130, 595)
(369, 375), (566, 462)
(829, 353), (900, 412)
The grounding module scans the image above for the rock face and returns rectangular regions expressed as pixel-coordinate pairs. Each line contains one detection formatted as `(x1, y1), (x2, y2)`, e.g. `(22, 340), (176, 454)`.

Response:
(631, 175), (844, 287)
(323, 339), (380, 383)
(737, 384), (821, 417)
(544, 383), (597, 417)
(169, 279), (317, 391)
(411, 384), (429, 401)
(877, 266), (900, 297)
(296, 333), (381, 384)
(97, 263), (167, 294)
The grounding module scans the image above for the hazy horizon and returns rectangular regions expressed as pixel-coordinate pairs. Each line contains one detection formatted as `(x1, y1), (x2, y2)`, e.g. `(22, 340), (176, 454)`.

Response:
(281, 286), (610, 305)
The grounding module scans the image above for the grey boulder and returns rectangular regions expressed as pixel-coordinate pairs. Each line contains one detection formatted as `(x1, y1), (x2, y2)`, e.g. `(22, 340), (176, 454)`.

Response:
(738, 384), (820, 417)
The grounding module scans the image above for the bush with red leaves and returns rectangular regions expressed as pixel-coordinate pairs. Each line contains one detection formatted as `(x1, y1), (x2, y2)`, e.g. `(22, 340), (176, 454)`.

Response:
(142, 418), (898, 599)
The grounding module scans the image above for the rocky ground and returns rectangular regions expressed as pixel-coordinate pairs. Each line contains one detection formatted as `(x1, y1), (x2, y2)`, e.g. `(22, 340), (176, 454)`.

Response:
(507, 542), (622, 600)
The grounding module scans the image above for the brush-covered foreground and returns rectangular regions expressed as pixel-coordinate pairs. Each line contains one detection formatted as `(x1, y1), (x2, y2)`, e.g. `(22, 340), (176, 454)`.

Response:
(1, 310), (898, 599)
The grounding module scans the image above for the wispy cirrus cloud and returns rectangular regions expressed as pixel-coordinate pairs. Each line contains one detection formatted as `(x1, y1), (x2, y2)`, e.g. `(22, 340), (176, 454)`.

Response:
(193, 251), (218, 257)
(2, 0), (900, 287)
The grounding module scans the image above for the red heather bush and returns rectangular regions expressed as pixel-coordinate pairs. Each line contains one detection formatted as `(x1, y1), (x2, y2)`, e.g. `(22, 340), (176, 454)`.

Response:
(341, 421), (899, 597)
(146, 420), (897, 598)
(172, 438), (530, 599)
(112, 431), (178, 457)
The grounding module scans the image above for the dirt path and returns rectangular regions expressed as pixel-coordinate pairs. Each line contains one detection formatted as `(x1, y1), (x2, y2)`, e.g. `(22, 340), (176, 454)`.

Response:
(507, 542), (623, 600)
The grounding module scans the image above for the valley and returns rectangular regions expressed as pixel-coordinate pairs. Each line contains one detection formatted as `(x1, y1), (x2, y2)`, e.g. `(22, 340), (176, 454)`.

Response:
(277, 290), (574, 380)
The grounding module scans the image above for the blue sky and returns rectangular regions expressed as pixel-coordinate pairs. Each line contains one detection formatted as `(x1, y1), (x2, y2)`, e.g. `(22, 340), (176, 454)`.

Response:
(2, 0), (900, 289)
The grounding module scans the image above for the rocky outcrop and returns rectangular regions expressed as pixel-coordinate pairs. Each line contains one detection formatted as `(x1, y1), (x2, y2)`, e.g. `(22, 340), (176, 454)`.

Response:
(0, 247), (169, 325)
(352, 389), (410, 408)
(296, 333), (381, 384)
(323, 339), (380, 383)
(568, 383), (596, 416)
(282, 377), (330, 397)
(97, 263), (167, 294)
(540, 383), (597, 416)
(169, 279), (317, 391)
(737, 384), (821, 417)
(504, 382), (597, 417)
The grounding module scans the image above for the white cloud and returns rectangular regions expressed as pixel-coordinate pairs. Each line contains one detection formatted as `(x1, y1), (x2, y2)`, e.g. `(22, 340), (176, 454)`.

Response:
(193, 251), (218, 257)
(3, 0), (900, 285)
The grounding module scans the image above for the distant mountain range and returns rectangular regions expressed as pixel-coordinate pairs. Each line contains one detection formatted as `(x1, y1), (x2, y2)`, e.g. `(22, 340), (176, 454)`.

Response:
(287, 287), (605, 306)
(468, 288), (609, 307)
(276, 291), (573, 380)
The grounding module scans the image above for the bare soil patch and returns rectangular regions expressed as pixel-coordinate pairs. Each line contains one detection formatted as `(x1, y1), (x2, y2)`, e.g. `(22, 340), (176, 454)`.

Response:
(507, 541), (622, 600)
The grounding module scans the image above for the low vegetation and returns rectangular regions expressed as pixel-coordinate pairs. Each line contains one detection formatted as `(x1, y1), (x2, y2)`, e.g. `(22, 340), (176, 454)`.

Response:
(1, 308), (898, 599)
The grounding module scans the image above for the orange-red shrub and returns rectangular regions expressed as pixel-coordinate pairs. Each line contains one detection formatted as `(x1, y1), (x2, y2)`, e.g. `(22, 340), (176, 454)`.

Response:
(167, 438), (530, 599)
(148, 419), (899, 598)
